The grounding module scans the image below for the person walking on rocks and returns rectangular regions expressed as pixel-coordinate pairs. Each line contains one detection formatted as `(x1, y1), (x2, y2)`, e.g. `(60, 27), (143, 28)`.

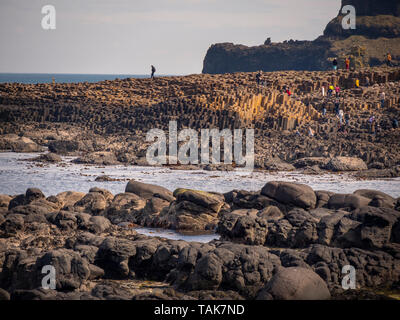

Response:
(387, 53), (392, 66)
(308, 127), (314, 137)
(328, 85), (334, 97)
(334, 99), (340, 115)
(332, 58), (338, 71)
(151, 65), (156, 79)
(256, 71), (261, 85)
(322, 103), (327, 117)
(345, 113), (350, 126)
(345, 57), (350, 71)
(338, 109), (344, 125)
(365, 76), (370, 87)
(335, 85), (340, 97)
(368, 115), (375, 133)
(380, 92), (385, 108)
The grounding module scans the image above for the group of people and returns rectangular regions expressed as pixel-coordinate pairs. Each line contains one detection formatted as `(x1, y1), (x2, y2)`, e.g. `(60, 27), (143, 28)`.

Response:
(322, 84), (341, 97)
(331, 58), (350, 71)
(332, 52), (394, 71)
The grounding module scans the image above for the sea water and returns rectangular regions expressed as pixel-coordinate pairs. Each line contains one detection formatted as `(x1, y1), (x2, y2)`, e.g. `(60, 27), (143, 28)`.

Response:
(1, 152), (399, 242)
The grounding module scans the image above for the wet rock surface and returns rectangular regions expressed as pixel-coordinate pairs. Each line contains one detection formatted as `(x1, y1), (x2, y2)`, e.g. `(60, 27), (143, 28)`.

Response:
(0, 180), (399, 300)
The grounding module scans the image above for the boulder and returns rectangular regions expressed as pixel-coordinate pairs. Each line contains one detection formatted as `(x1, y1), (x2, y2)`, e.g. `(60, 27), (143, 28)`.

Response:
(292, 157), (330, 169)
(261, 181), (317, 209)
(125, 180), (174, 202)
(95, 175), (119, 182)
(0, 195), (12, 208)
(88, 187), (114, 203)
(48, 140), (79, 154)
(174, 189), (225, 213)
(155, 189), (227, 232)
(35, 249), (91, 291)
(29, 153), (62, 163)
(257, 206), (284, 220)
(0, 134), (42, 153)
(8, 188), (46, 210)
(72, 151), (119, 165)
(350, 206), (400, 248)
(224, 190), (279, 211)
(263, 157), (295, 171)
(325, 157), (367, 172)
(315, 191), (335, 208)
(77, 214), (112, 233)
(1, 214), (25, 235)
(104, 193), (146, 224)
(73, 192), (108, 215)
(328, 194), (371, 210)
(354, 189), (396, 209)
(56, 191), (86, 208)
(257, 267), (331, 300)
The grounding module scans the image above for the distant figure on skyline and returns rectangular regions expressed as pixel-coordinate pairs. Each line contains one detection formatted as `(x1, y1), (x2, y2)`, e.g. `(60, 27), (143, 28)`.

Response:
(387, 53), (392, 66)
(151, 65), (156, 79)
(345, 57), (350, 70)
(256, 71), (261, 85)
(332, 58), (338, 71)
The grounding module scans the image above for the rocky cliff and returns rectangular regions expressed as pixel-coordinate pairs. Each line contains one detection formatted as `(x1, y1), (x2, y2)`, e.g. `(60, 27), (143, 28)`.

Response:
(202, 0), (400, 74)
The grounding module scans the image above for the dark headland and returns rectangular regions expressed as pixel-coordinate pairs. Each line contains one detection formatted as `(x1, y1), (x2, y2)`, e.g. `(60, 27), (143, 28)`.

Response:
(202, 0), (400, 74)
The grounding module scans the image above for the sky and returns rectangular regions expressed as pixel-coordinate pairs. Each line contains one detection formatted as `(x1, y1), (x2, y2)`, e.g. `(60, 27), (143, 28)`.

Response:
(0, 0), (341, 75)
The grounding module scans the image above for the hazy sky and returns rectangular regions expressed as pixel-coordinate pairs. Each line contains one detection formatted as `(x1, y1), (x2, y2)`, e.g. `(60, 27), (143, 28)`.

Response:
(0, 0), (341, 75)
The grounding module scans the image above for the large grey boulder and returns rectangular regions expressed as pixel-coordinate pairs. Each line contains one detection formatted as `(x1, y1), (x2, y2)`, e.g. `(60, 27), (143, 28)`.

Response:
(125, 180), (174, 202)
(257, 267), (331, 300)
(325, 157), (367, 172)
(354, 189), (396, 209)
(328, 194), (371, 210)
(261, 181), (317, 209)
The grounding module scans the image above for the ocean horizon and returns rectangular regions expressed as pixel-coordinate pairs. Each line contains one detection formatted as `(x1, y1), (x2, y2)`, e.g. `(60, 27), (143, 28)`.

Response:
(0, 73), (176, 84)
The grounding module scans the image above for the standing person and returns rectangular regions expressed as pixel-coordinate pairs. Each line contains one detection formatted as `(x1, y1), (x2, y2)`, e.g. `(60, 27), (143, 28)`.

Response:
(387, 53), (392, 66)
(328, 85), (334, 97)
(355, 79), (360, 88)
(322, 103), (327, 117)
(256, 71), (261, 85)
(338, 109), (344, 125)
(345, 57), (350, 71)
(334, 99), (340, 115)
(393, 118), (399, 129)
(380, 92), (385, 108)
(345, 113), (350, 126)
(365, 76), (370, 87)
(322, 85), (325, 97)
(151, 65), (156, 79)
(335, 85), (340, 97)
(332, 58), (338, 71)
(376, 122), (381, 134)
(368, 115), (375, 133)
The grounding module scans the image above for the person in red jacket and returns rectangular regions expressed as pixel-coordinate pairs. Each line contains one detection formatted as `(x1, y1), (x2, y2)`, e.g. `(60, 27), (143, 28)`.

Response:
(345, 57), (350, 70)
